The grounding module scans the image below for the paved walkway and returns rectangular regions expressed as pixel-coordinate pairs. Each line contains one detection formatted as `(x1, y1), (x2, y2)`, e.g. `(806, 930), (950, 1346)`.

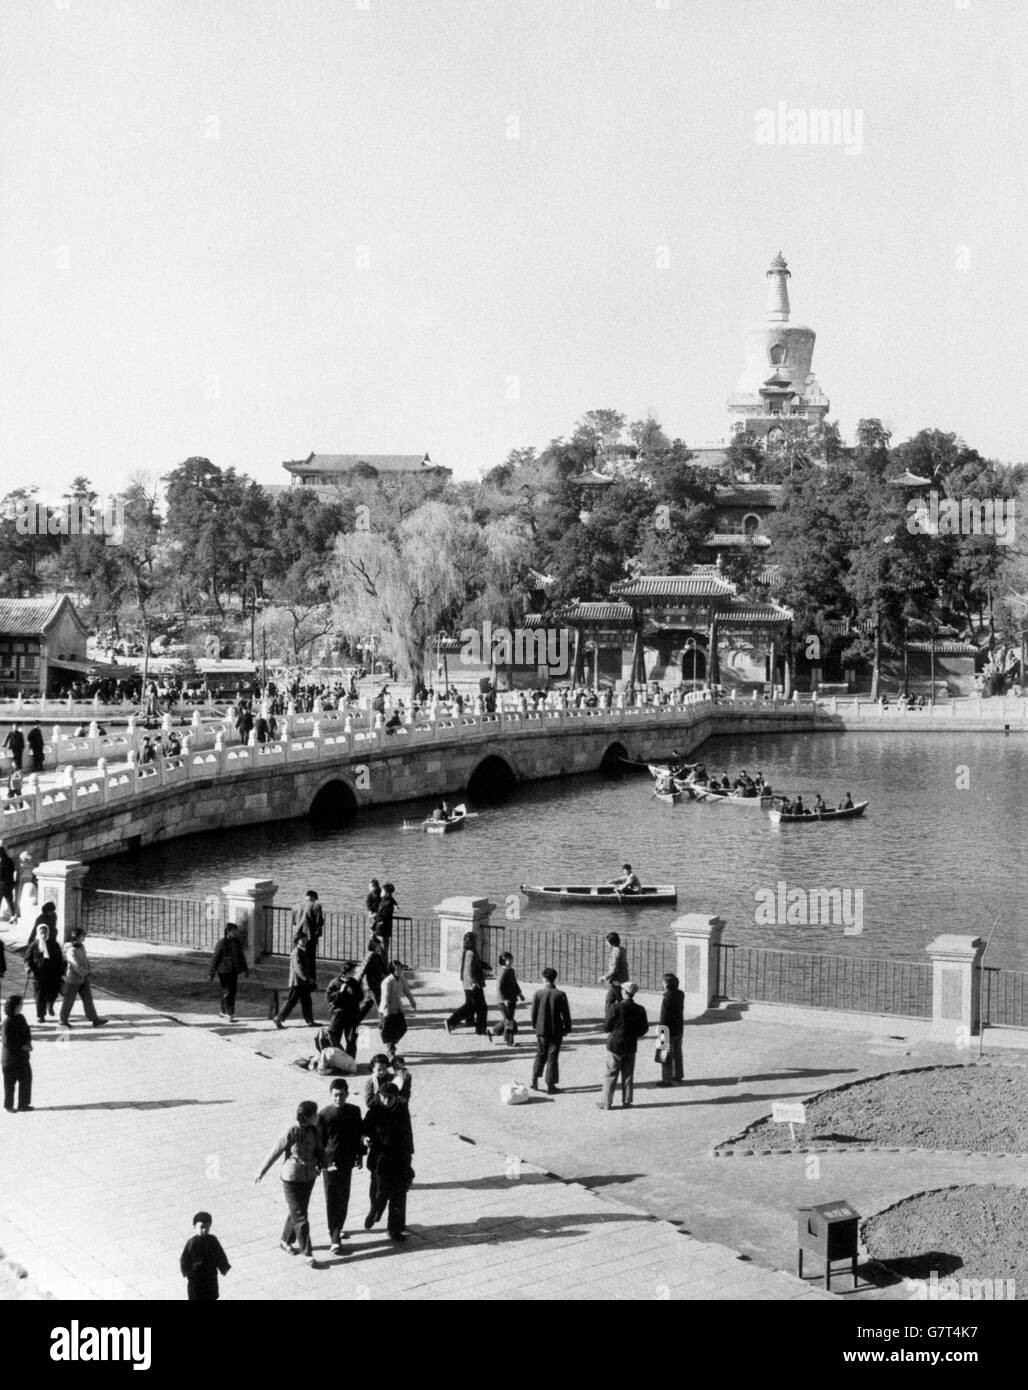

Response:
(0, 961), (831, 1302)
(5, 934), (1026, 1301)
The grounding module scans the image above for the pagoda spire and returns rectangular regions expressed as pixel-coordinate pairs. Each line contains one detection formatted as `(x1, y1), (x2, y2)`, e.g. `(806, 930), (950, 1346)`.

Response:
(765, 251), (791, 323)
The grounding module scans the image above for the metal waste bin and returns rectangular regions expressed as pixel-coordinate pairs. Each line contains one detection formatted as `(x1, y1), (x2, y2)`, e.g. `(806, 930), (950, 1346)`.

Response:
(797, 1200), (860, 1290)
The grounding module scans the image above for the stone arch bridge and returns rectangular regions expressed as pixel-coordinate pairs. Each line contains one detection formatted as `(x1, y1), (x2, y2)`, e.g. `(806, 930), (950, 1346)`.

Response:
(1, 699), (818, 864)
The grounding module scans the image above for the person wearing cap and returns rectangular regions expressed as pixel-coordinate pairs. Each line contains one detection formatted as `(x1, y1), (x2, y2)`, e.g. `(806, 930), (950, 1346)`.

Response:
(58, 928), (108, 1028)
(293, 889), (324, 986)
(179, 1212), (230, 1301)
(361, 1083), (415, 1241)
(324, 961), (363, 1056)
(373, 883), (397, 945)
(316, 1079), (364, 1254)
(379, 959), (416, 1057)
(597, 981), (648, 1111)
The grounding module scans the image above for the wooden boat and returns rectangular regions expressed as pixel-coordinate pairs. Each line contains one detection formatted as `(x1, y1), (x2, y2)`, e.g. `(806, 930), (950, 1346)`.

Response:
(693, 785), (773, 808)
(519, 883), (678, 906)
(652, 786), (682, 804)
(769, 800), (868, 825)
(422, 805), (468, 834)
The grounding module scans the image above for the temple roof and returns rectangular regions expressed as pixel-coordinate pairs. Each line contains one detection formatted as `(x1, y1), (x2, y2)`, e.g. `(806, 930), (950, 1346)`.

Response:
(705, 533), (772, 548)
(610, 575), (736, 600)
(888, 470), (933, 487)
(715, 484), (784, 508)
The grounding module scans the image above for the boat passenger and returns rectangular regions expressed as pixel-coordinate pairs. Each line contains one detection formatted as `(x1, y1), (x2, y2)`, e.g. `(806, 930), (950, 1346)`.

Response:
(841, 792), (854, 810)
(609, 864), (642, 896)
(721, 774), (731, 790)
(431, 803), (445, 822)
(793, 796), (804, 816)
(813, 793), (826, 813)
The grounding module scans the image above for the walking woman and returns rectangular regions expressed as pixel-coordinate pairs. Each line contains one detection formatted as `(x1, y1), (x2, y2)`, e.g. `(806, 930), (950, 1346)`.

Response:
(488, 952), (525, 1045)
(209, 922), (249, 1021)
(444, 932), (488, 1036)
(379, 960), (417, 1059)
(25, 922), (64, 1024)
(254, 1099), (325, 1265)
(2, 995), (32, 1112)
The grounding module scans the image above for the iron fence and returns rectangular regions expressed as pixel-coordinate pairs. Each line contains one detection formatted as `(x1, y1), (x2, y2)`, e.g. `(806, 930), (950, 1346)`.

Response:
(80, 888), (223, 949)
(715, 942), (932, 1019)
(263, 907), (439, 971)
(982, 967), (1028, 1029)
(501, 926), (676, 991)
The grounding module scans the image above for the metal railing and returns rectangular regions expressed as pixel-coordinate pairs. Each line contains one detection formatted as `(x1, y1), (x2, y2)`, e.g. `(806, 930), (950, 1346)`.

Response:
(715, 942), (933, 1019)
(263, 906), (439, 971)
(500, 926), (676, 991)
(80, 887), (224, 948)
(982, 967), (1028, 1029)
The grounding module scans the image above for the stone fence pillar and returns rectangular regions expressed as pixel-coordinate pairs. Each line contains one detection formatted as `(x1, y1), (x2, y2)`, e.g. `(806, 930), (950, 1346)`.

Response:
(926, 934), (984, 1042)
(435, 895), (500, 985)
(673, 913), (724, 1018)
(35, 860), (89, 943)
(222, 878), (278, 969)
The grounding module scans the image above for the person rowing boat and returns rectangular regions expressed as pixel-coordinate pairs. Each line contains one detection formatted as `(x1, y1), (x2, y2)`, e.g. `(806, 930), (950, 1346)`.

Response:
(607, 863), (642, 897)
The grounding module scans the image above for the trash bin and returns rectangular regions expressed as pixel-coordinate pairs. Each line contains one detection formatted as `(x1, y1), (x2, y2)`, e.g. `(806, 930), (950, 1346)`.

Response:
(797, 1200), (860, 1290)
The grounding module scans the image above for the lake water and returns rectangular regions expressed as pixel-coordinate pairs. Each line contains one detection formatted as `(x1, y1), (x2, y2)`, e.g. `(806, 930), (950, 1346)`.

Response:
(92, 731), (1028, 969)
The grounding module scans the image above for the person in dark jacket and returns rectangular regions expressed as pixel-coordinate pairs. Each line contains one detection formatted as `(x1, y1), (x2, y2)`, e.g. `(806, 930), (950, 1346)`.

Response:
(598, 981), (648, 1110)
(657, 972), (685, 1086)
(599, 932), (629, 990)
(293, 890), (325, 986)
(26, 723), (44, 772)
(529, 968), (573, 1094)
(3, 725), (25, 773)
(444, 931), (488, 1035)
(356, 937), (388, 1023)
(26, 900), (58, 951)
(324, 961), (363, 1056)
(488, 952), (525, 1045)
(373, 882), (397, 945)
(2, 995), (32, 1112)
(179, 1211), (230, 1301)
(209, 922), (249, 1021)
(365, 879), (382, 916)
(317, 1079), (364, 1254)
(0, 840), (15, 920)
(25, 922), (64, 1023)
(273, 932), (315, 1028)
(364, 1052), (412, 1109)
(361, 1084), (414, 1241)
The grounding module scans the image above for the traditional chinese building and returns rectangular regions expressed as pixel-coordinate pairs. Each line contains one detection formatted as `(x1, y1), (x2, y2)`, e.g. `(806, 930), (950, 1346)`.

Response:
(0, 596), (89, 695)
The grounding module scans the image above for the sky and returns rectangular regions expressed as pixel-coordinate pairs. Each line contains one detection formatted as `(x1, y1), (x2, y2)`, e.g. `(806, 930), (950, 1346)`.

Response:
(1, 0), (1025, 503)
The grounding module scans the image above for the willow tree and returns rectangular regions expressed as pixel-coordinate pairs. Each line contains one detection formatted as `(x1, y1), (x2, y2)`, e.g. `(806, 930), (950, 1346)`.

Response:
(330, 501), (475, 699)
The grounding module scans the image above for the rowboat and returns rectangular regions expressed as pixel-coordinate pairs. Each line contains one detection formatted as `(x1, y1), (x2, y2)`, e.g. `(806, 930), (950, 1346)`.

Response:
(422, 805), (468, 834)
(652, 786), (682, 804)
(769, 801), (868, 825)
(519, 883), (678, 906)
(693, 786), (773, 808)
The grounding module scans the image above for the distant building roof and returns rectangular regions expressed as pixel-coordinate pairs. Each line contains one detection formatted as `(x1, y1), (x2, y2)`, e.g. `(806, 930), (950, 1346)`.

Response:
(705, 533), (772, 548)
(888, 470), (932, 487)
(0, 596), (85, 638)
(611, 575), (736, 600)
(575, 470), (614, 487)
(720, 599), (793, 626)
(283, 452), (450, 477)
(715, 484), (784, 507)
(558, 602), (636, 626)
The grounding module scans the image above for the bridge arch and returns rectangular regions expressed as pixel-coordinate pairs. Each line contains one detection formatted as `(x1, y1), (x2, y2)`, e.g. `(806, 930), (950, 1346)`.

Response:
(308, 775), (359, 825)
(600, 741), (630, 778)
(466, 751), (518, 802)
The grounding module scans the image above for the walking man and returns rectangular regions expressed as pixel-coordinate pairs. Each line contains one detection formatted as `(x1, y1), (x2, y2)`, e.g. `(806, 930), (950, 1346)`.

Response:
(530, 967), (572, 1095)
(362, 1084), (415, 1241)
(657, 972), (685, 1086)
(3, 724), (25, 773)
(274, 931), (316, 1028)
(58, 928), (109, 1028)
(209, 922), (249, 1021)
(26, 723), (45, 772)
(372, 882), (397, 946)
(293, 889), (325, 986)
(598, 981), (648, 1110)
(317, 1079), (364, 1254)
(0, 840), (16, 921)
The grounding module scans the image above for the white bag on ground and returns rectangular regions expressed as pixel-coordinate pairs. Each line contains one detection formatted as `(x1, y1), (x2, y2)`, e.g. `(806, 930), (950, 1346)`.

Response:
(500, 1081), (531, 1105)
(316, 1047), (357, 1075)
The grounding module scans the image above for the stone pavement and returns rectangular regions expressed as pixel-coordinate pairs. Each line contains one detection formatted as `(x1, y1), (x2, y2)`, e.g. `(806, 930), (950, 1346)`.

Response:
(0, 967), (832, 1302)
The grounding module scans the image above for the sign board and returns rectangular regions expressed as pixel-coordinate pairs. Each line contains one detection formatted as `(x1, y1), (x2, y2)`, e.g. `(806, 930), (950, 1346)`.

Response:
(772, 1101), (807, 1125)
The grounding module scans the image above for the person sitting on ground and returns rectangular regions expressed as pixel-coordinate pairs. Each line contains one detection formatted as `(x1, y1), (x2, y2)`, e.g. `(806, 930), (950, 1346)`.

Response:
(608, 864), (642, 896)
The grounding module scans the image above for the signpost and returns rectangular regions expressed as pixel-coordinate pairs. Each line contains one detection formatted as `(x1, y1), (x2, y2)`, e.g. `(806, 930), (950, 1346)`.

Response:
(772, 1099), (807, 1145)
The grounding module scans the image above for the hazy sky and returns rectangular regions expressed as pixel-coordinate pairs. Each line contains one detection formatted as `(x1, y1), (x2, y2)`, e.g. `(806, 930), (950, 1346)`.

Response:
(2, 0), (1024, 501)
